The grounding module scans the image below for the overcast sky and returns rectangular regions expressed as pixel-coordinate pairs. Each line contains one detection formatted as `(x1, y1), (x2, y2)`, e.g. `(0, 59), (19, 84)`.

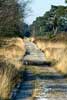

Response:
(25, 0), (66, 25)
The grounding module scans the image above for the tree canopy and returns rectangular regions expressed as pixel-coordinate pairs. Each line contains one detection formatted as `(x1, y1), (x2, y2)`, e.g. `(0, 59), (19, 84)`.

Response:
(65, 0), (67, 3)
(30, 5), (67, 36)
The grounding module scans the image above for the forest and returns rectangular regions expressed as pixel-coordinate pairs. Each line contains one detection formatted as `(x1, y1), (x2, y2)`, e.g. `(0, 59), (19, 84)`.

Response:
(30, 5), (67, 36)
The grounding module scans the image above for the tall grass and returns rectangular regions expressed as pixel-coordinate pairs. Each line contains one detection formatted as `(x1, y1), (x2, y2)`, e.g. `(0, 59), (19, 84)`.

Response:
(0, 60), (18, 99)
(0, 37), (25, 99)
(34, 35), (67, 75)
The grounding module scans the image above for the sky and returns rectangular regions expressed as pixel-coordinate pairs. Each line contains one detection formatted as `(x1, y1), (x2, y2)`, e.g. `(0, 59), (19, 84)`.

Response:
(25, 0), (66, 25)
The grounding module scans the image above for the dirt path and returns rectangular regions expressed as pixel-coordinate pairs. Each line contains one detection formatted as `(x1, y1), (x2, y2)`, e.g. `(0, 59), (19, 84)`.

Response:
(12, 39), (67, 100)
(23, 40), (47, 65)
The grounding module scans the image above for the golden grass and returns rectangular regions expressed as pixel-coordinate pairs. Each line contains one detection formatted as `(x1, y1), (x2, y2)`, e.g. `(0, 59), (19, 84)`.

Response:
(0, 37), (26, 69)
(34, 36), (67, 74)
(35, 40), (66, 60)
(0, 37), (26, 99)
(55, 49), (67, 74)
(0, 61), (17, 99)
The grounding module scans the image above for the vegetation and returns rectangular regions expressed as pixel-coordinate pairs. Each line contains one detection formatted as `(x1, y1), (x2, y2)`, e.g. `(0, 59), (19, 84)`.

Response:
(0, 0), (28, 99)
(0, 37), (25, 99)
(0, 0), (29, 37)
(0, 0), (67, 99)
(30, 5), (67, 36)
(34, 34), (67, 75)
(65, 0), (67, 3)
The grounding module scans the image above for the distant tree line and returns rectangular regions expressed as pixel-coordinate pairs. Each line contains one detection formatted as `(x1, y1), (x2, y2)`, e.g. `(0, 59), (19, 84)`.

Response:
(30, 5), (67, 36)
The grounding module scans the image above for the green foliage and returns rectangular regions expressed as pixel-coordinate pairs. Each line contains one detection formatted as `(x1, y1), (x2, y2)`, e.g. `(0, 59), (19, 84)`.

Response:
(30, 5), (67, 36)
(65, 0), (67, 3)
(47, 32), (56, 39)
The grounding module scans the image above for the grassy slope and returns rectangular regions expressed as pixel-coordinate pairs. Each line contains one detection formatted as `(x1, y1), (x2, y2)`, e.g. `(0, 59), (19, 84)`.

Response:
(33, 34), (67, 74)
(0, 37), (25, 99)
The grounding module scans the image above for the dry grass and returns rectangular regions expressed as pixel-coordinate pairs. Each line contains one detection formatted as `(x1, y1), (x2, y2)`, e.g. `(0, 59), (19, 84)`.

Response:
(34, 39), (66, 61)
(34, 35), (67, 74)
(0, 37), (26, 99)
(35, 33), (67, 42)
(0, 37), (26, 69)
(55, 49), (67, 74)
(0, 60), (19, 99)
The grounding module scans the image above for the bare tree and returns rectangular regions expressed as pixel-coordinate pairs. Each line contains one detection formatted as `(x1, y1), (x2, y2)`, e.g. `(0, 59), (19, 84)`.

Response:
(0, 0), (30, 37)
